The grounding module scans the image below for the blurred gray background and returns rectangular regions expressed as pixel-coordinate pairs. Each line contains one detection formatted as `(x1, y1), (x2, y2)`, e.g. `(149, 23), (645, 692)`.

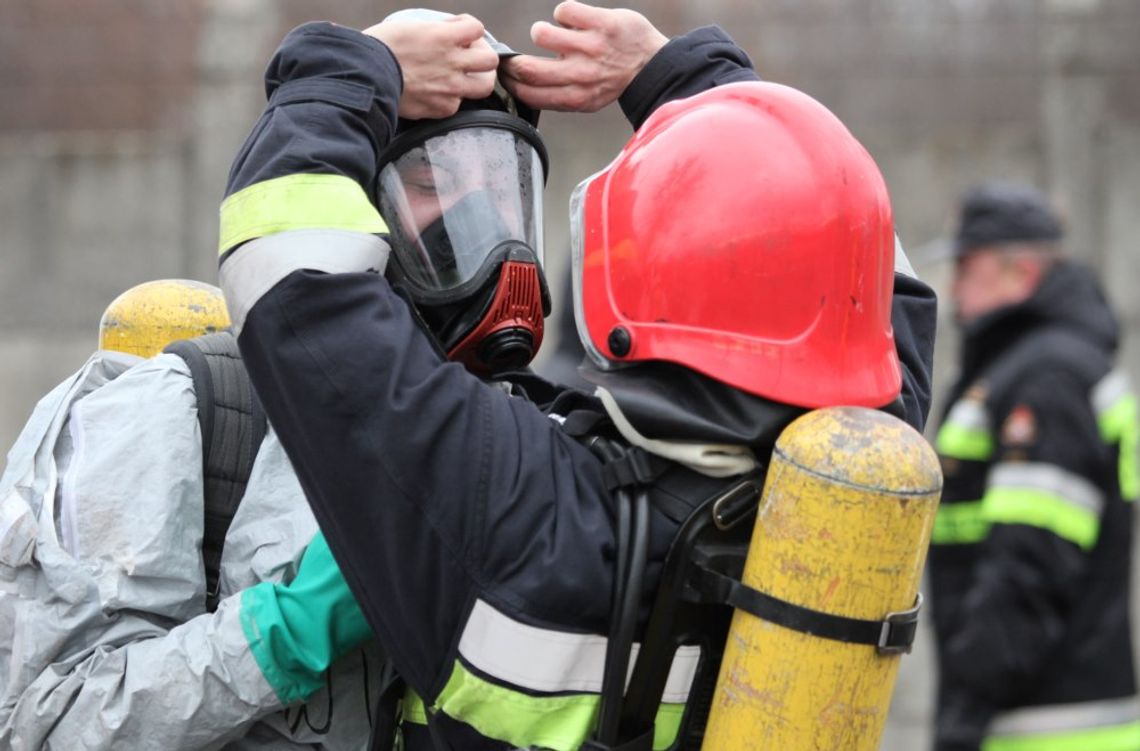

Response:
(1, 1), (1138, 747)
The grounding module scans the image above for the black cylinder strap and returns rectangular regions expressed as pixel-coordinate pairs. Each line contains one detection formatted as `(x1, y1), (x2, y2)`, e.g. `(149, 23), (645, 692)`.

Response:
(694, 563), (922, 655)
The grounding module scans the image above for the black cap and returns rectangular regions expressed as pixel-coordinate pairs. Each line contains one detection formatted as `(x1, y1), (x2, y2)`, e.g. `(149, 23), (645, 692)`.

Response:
(954, 182), (1063, 257)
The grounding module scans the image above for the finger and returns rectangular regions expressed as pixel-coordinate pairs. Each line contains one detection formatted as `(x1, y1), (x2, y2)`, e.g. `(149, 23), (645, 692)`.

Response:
(530, 21), (604, 58)
(504, 54), (590, 88)
(440, 13), (486, 46)
(552, 0), (611, 31)
(501, 79), (593, 113)
(458, 69), (496, 100)
(499, 80), (562, 112)
(456, 39), (500, 73)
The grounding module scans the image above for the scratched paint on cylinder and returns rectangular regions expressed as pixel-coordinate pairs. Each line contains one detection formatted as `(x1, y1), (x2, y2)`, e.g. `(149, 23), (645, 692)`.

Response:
(703, 407), (942, 750)
(98, 279), (230, 358)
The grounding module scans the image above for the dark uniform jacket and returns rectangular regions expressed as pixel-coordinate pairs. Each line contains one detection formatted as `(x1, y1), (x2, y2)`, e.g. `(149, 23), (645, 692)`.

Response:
(929, 261), (1139, 751)
(218, 21), (939, 750)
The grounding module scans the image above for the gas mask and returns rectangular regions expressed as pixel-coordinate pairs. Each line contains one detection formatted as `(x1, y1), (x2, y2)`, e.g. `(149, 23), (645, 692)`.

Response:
(377, 111), (550, 375)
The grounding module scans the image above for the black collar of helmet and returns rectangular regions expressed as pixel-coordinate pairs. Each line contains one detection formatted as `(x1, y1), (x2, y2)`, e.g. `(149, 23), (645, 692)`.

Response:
(376, 109), (549, 185)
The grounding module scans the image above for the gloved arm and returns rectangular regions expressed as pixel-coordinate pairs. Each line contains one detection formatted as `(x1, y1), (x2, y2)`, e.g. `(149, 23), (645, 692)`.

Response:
(241, 530), (373, 705)
(940, 369), (1100, 704)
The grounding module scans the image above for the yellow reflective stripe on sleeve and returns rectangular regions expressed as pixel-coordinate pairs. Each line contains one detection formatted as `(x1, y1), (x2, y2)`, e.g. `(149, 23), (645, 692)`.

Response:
(653, 703), (685, 751)
(218, 174), (387, 255)
(1098, 393), (1139, 501)
(936, 422), (994, 461)
(981, 488), (1100, 550)
(983, 719), (1140, 751)
(434, 661), (598, 751)
(429, 662), (687, 751)
(931, 500), (990, 544)
(403, 687), (428, 725)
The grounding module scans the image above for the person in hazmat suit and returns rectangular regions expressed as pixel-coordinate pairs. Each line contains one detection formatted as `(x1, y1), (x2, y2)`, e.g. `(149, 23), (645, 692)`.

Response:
(216, 2), (939, 749)
(0, 277), (389, 749)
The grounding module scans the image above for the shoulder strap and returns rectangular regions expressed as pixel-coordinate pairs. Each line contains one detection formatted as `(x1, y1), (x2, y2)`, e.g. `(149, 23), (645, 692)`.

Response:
(164, 331), (268, 612)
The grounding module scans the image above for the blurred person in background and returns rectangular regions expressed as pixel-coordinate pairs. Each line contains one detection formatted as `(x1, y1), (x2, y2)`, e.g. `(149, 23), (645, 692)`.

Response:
(928, 181), (1140, 751)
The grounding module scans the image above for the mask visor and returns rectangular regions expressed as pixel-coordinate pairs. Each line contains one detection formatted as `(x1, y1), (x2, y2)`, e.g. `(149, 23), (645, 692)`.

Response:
(378, 126), (544, 302)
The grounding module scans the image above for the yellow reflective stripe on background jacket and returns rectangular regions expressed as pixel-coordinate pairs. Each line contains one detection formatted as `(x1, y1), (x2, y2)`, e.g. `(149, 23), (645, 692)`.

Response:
(984, 697), (1140, 751)
(981, 462), (1105, 550)
(932, 482), (1102, 549)
(1094, 369), (1140, 501)
(936, 397), (994, 461)
(932, 396), (994, 544)
(931, 499), (989, 544)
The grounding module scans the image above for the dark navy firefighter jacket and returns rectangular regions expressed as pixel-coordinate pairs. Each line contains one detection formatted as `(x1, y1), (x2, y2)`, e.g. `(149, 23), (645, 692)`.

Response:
(929, 261), (1139, 751)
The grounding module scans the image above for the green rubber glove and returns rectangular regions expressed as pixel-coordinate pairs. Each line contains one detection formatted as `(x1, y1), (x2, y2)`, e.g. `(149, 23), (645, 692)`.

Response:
(240, 530), (374, 703)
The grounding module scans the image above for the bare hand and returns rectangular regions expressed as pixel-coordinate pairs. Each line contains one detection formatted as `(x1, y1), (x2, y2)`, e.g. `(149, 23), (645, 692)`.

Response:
(364, 14), (499, 120)
(501, 1), (668, 113)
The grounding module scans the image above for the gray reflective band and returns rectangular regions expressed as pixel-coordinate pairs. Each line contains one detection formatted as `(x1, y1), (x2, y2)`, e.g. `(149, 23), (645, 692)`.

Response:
(894, 235), (918, 278)
(989, 462), (1105, 515)
(1093, 369), (1133, 414)
(458, 598), (700, 703)
(990, 696), (1140, 736)
(946, 397), (990, 433)
(219, 229), (390, 335)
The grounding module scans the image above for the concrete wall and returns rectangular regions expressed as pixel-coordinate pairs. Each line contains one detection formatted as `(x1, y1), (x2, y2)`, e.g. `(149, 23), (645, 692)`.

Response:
(1, 2), (1138, 747)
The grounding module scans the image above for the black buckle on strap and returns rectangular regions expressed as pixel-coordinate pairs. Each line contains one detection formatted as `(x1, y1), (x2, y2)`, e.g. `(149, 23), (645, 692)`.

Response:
(601, 448), (668, 491)
(877, 592), (922, 655)
(711, 478), (762, 531)
(694, 559), (922, 656)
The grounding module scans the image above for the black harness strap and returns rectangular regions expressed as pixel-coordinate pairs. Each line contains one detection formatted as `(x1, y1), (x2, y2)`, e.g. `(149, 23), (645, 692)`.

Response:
(164, 331), (268, 612)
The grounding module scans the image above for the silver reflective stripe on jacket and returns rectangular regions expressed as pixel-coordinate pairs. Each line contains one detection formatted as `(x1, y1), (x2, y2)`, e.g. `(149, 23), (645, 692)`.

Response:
(220, 229), (390, 335)
(459, 598), (700, 703)
(1092, 370), (1131, 413)
(987, 695), (1140, 741)
(988, 462), (1106, 517)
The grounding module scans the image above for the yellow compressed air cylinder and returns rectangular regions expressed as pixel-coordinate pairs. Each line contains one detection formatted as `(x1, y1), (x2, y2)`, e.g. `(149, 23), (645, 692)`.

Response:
(702, 406), (941, 750)
(98, 279), (230, 358)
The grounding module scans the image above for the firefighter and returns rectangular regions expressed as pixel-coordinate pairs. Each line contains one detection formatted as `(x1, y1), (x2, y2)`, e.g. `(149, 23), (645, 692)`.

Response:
(0, 15), (551, 748)
(217, 3), (938, 749)
(928, 182), (1140, 751)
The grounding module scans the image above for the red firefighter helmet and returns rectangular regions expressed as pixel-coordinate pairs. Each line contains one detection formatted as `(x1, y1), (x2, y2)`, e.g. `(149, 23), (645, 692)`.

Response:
(570, 81), (901, 409)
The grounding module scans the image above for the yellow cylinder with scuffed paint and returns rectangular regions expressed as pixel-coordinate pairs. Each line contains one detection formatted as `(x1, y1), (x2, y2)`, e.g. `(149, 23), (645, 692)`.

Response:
(98, 279), (230, 358)
(702, 406), (941, 750)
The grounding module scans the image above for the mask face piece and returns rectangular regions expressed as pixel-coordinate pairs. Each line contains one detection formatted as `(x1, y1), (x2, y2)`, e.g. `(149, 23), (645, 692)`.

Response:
(412, 190), (515, 291)
(377, 114), (550, 373)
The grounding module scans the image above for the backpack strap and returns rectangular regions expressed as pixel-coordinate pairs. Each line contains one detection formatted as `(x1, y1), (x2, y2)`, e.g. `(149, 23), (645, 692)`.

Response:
(164, 331), (268, 612)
